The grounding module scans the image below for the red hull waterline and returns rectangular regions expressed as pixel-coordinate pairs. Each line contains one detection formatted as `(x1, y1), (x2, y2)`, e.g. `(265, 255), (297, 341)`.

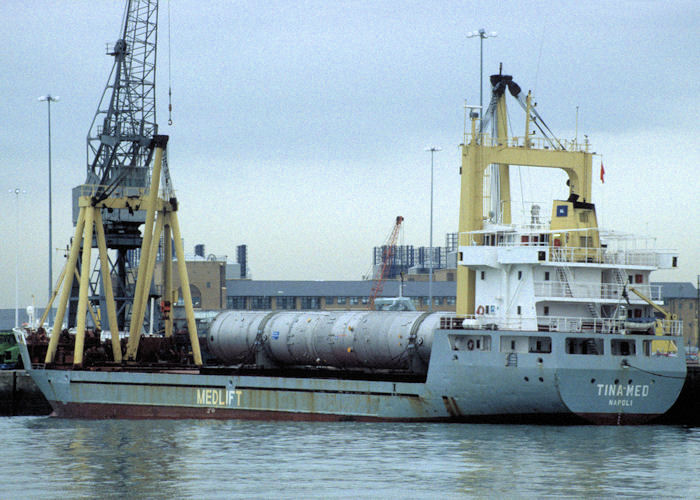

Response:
(47, 401), (661, 425)
(48, 402), (433, 422)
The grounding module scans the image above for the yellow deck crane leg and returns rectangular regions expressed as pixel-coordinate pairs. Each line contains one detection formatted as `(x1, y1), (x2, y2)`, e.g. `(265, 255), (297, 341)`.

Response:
(495, 89), (511, 224)
(38, 265), (68, 331)
(45, 209), (85, 364)
(131, 213), (165, 340)
(163, 217), (174, 338)
(170, 210), (203, 366)
(94, 209), (122, 362)
(456, 113), (484, 317)
(126, 136), (166, 360)
(71, 267), (101, 333)
(73, 206), (95, 367)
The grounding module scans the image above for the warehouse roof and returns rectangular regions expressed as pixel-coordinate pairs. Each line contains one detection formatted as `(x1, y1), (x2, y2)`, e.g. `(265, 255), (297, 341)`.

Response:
(225, 280), (456, 297)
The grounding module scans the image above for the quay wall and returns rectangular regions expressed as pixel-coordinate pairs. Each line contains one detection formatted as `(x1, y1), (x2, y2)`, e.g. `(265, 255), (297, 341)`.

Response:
(0, 370), (52, 416)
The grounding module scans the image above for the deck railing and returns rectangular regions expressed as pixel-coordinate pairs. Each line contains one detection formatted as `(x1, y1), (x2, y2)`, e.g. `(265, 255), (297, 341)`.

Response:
(534, 281), (662, 301)
(441, 314), (682, 336)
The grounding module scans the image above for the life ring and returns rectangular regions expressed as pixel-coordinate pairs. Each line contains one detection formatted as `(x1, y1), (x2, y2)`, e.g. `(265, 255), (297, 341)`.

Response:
(467, 339), (475, 351)
(476, 305), (485, 315)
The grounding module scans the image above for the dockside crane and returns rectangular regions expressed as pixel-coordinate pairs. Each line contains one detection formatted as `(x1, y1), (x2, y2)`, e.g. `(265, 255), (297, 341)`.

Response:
(369, 216), (404, 310)
(43, 0), (202, 367)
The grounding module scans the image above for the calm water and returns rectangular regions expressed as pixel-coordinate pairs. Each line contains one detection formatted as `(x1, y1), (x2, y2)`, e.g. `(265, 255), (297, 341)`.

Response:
(2, 417), (699, 499)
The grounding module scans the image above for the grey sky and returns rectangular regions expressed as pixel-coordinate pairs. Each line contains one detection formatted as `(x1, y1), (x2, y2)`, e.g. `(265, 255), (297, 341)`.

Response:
(1, 0), (698, 308)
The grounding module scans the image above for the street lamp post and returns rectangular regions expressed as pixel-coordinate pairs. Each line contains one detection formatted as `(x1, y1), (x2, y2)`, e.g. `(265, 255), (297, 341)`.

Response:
(466, 28), (498, 116)
(425, 147), (441, 313)
(38, 94), (59, 324)
(11, 188), (26, 328)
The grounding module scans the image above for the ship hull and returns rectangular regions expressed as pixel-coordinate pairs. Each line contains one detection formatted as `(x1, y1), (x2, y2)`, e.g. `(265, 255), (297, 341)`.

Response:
(19, 330), (686, 425)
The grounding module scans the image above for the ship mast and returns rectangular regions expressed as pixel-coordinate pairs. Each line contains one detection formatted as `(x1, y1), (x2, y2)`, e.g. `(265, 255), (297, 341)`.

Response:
(456, 70), (594, 317)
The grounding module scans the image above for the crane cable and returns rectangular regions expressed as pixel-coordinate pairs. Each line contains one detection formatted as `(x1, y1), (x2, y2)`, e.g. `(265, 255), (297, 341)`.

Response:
(167, 0), (173, 126)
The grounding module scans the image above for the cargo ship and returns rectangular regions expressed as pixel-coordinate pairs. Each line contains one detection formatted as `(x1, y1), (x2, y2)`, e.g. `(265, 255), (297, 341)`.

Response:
(17, 64), (687, 423)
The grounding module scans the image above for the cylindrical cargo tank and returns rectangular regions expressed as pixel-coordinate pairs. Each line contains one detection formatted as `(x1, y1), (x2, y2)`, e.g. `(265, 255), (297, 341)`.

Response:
(207, 310), (453, 370)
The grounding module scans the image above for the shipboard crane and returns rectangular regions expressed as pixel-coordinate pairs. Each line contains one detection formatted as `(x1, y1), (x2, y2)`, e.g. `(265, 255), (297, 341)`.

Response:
(457, 68), (594, 317)
(63, 0), (162, 332)
(44, 0), (202, 366)
(369, 216), (404, 310)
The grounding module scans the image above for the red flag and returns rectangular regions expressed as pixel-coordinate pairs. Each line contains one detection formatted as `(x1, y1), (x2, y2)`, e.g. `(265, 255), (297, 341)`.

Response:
(600, 161), (605, 183)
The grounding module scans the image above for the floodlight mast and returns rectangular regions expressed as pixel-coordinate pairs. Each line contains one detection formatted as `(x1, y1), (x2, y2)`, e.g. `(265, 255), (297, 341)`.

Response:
(466, 29), (498, 117)
(38, 94), (59, 324)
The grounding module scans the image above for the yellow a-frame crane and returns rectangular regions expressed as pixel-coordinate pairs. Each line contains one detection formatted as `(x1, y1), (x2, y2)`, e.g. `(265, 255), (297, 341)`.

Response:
(44, 136), (203, 367)
(43, 0), (202, 367)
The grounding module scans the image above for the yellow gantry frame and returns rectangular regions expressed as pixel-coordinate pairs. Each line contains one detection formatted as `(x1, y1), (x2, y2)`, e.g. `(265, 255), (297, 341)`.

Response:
(456, 89), (594, 317)
(44, 136), (202, 367)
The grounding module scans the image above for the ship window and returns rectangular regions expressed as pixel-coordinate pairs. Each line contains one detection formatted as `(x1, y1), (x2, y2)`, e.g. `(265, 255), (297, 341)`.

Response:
(448, 334), (491, 352)
(517, 306), (522, 315)
(580, 236), (592, 247)
(565, 338), (604, 355)
(529, 336), (552, 353)
(611, 339), (636, 356)
(481, 271), (485, 280)
(543, 306), (549, 316)
(500, 336), (527, 353)
(518, 270), (523, 280)
(544, 271), (550, 281)
(628, 275), (633, 284)
(337, 297), (347, 305)
(672, 256), (678, 267)
(350, 297), (359, 305)
(579, 212), (589, 223)
(325, 297), (334, 305)
(635, 274), (643, 284)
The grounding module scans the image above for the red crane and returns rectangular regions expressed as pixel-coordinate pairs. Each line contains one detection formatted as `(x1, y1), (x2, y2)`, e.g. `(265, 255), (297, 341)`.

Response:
(369, 216), (404, 309)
